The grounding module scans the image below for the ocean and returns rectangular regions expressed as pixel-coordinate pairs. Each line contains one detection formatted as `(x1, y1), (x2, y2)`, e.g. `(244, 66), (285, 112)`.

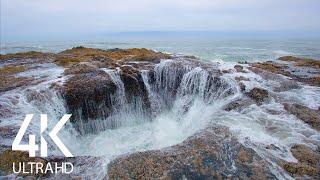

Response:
(1, 37), (320, 62)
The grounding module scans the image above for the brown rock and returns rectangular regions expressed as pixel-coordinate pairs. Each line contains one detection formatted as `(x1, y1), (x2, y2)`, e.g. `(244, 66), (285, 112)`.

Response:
(250, 60), (320, 87)
(222, 69), (232, 74)
(239, 82), (246, 92)
(107, 126), (276, 179)
(234, 65), (246, 72)
(64, 63), (98, 75)
(61, 71), (117, 133)
(283, 103), (320, 131)
(235, 76), (249, 81)
(273, 80), (300, 92)
(0, 64), (37, 92)
(55, 47), (171, 67)
(291, 144), (320, 166)
(250, 61), (291, 76)
(0, 76), (35, 93)
(0, 150), (47, 177)
(279, 56), (320, 69)
(224, 98), (254, 111)
(281, 144), (320, 179)
(0, 51), (54, 62)
(246, 88), (269, 104)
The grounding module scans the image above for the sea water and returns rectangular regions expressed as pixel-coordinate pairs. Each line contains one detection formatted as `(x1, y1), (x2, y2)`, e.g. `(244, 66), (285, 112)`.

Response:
(1, 36), (320, 62)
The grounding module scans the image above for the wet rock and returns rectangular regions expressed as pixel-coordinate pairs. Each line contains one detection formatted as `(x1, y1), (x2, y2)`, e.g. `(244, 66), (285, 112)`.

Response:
(0, 76), (35, 93)
(224, 98), (254, 111)
(238, 61), (249, 64)
(62, 71), (117, 132)
(246, 88), (269, 104)
(301, 76), (320, 87)
(0, 51), (55, 64)
(235, 76), (249, 81)
(239, 82), (246, 92)
(283, 103), (320, 131)
(64, 63), (98, 75)
(273, 80), (300, 92)
(55, 47), (171, 67)
(250, 61), (291, 76)
(281, 144), (320, 179)
(0, 96), (20, 119)
(250, 59), (320, 87)
(182, 55), (197, 59)
(120, 66), (149, 107)
(265, 144), (281, 151)
(0, 65), (26, 75)
(266, 109), (282, 115)
(0, 64), (38, 92)
(108, 126), (276, 179)
(234, 65), (246, 73)
(279, 56), (320, 69)
(0, 150), (47, 177)
(0, 126), (18, 140)
(222, 69), (233, 74)
(45, 156), (105, 179)
(291, 144), (320, 166)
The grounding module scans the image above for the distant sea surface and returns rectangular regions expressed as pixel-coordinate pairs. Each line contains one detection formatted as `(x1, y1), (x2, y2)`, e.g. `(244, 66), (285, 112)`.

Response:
(1, 36), (320, 62)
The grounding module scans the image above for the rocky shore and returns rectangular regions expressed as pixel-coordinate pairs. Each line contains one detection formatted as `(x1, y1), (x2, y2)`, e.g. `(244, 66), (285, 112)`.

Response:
(0, 47), (319, 179)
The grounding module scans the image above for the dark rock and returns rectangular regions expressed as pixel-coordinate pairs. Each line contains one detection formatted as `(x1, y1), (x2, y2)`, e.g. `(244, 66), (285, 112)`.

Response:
(120, 66), (150, 109)
(0, 76), (35, 93)
(250, 62), (291, 77)
(0, 126), (19, 140)
(281, 144), (320, 179)
(0, 65), (35, 92)
(235, 76), (249, 81)
(273, 80), (300, 92)
(250, 60), (320, 87)
(278, 56), (320, 69)
(234, 65), (246, 73)
(222, 69), (232, 74)
(64, 63), (98, 75)
(107, 126), (276, 179)
(246, 88), (269, 104)
(265, 144), (281, 151)
(239, 82), (246, 92)
(62, 71), (117, 132)
(238, 61), (249, 64)
(0, 51), (55, 63)
(283, 103), (320, 131)
(224, 98), (254, 111)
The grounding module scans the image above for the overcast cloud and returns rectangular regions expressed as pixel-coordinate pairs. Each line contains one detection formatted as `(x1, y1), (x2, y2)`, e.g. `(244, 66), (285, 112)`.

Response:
(1, 0), (319, 40)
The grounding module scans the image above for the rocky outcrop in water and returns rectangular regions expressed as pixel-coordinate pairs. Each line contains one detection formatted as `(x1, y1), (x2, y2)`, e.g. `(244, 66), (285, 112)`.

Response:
(246, 87), (269, 104)
(1, 49), (320, 179)
(108, 126), (276, 179)
(50, 47), (236, 134)
(250, 56), (320, 86)
(284, 103), (320, 131)
(281, 144), (320, 179)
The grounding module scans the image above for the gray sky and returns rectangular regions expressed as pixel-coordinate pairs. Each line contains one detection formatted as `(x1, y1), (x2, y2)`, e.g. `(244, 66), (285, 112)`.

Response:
(1, 0), (320, 40)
